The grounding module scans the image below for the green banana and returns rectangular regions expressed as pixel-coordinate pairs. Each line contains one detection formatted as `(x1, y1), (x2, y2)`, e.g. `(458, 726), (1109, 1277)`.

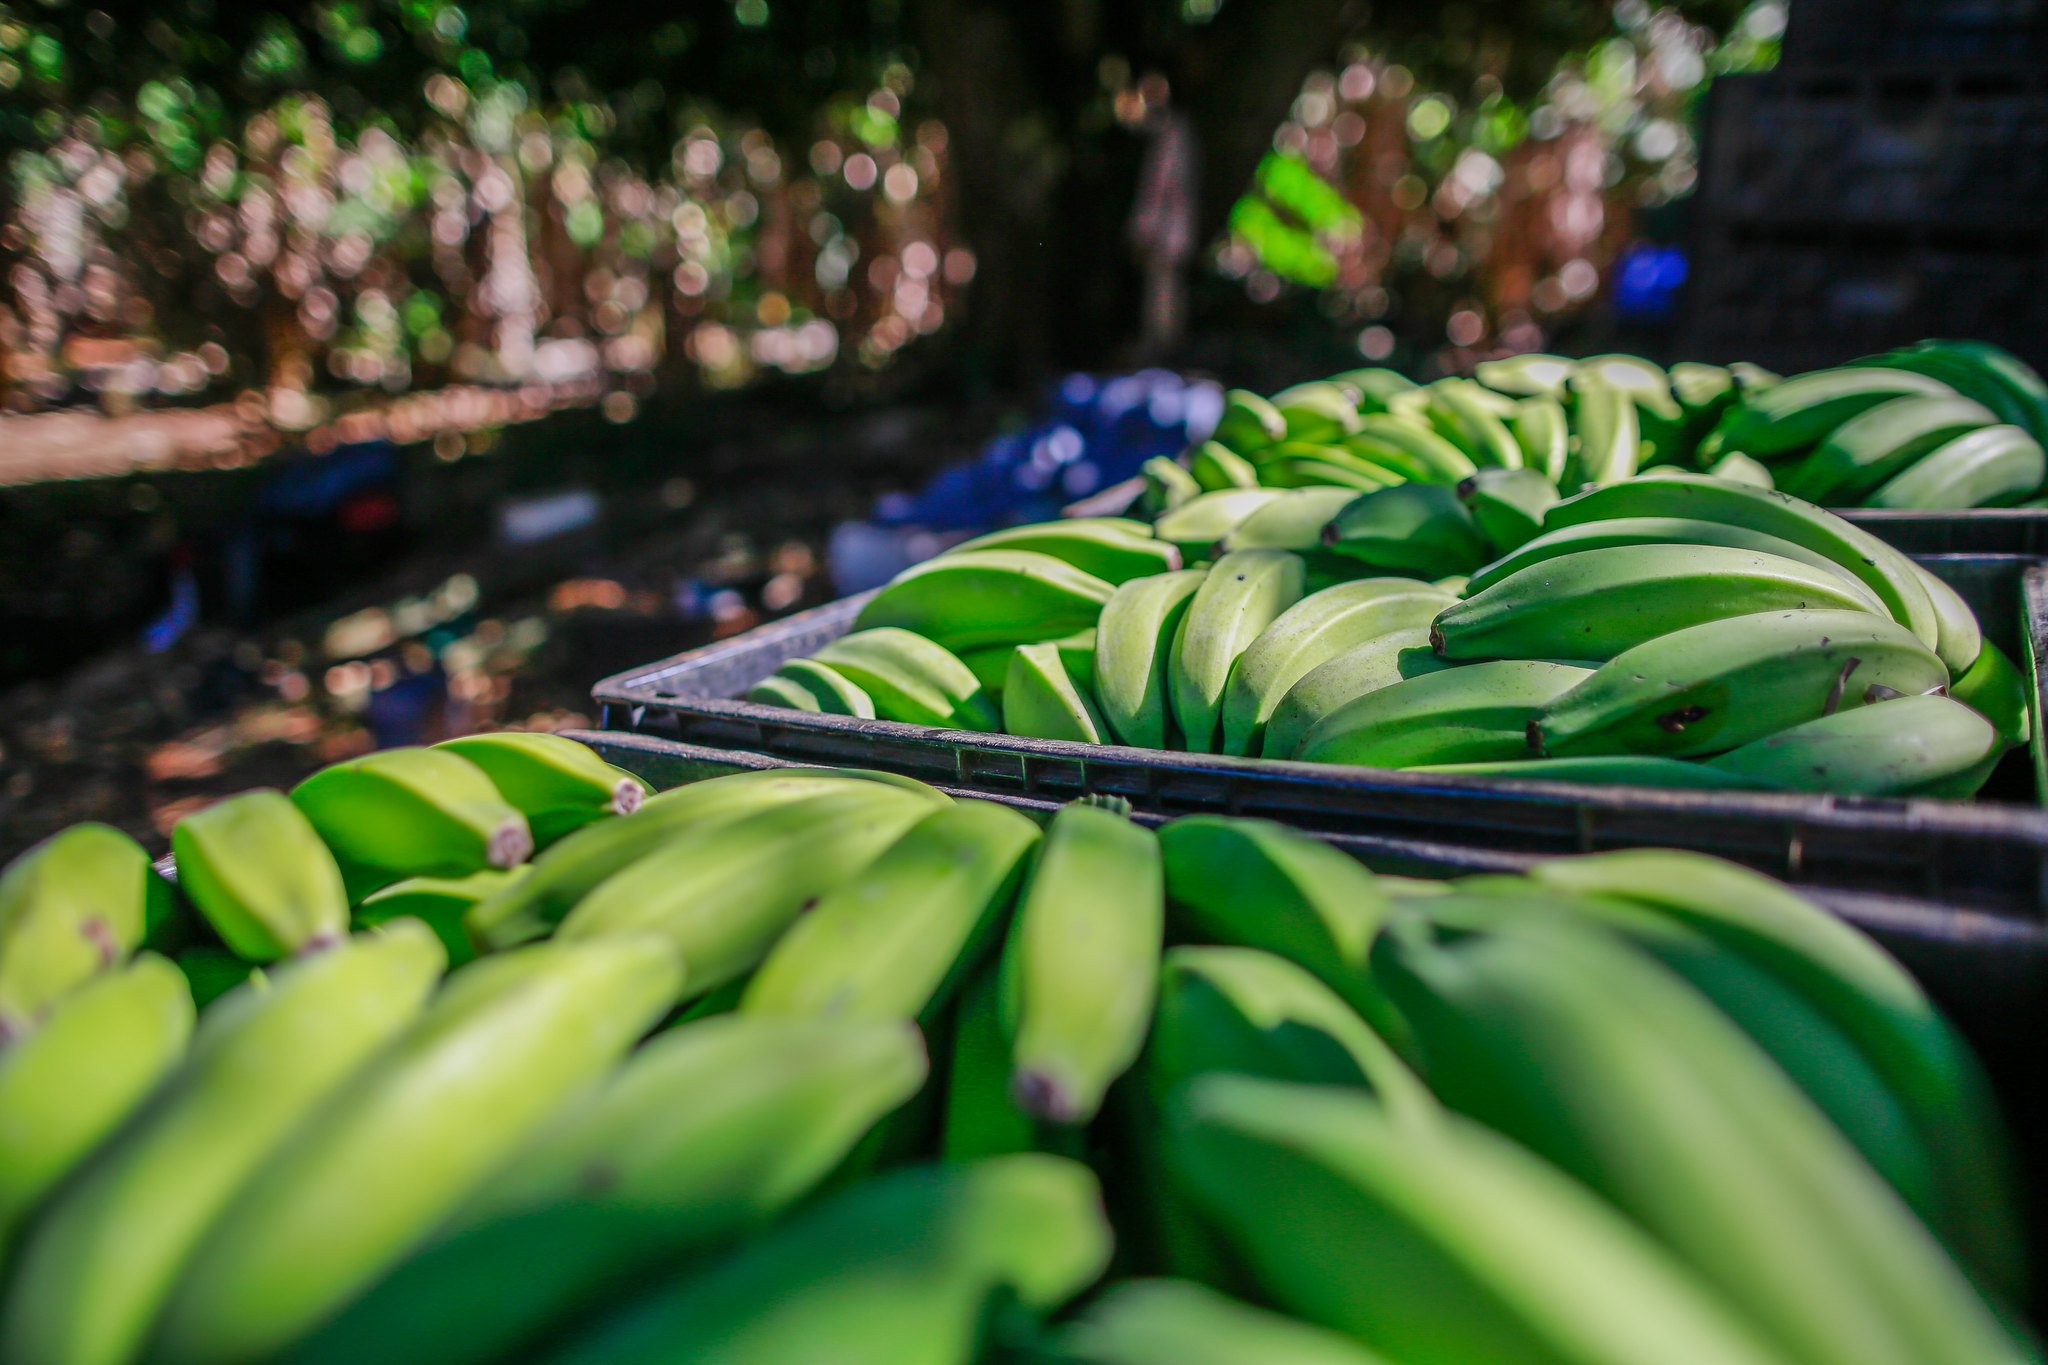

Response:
(743, 800), (1041, 1022)
(1531, 609), (1949, 759)
(1870, 341), (2048, 444)
(557, 785), (940, 994)
(1006, 641), (1111, 743)
(1702, 694), (1997, 796)
(1425, 378), (1522, 468)
(1433, 544), (1882, 663)
(2, 923), (445, 1365)
(1464, 514), (1882, 601)
(151, 934), (682, 1365)
(1570, 376), (1643, 485)
(1539, 472), (1940, 648)
(1406, 755), (1773, 789)
(1376, 916), (2024, 1365)
(291, 747), (532, 898)
(1709, 450), (1775, 488)
(1458, 467), (1559, 553)
(943, 520), (1181, 585)
(1329, 367), (1417, 410)
(171, 789), (350, 961)
(1949, 639), (2030, 749)
(1511, 396), (1571, 483)
(1212, 389), (1288, 455)
(755, 657), (875, 716)
(1221, 487), (1361, 552)
(1777, 394), (1997, 504)
(1935, 341), (2048, 442)
(1191, 440), (1263, 491)
(812, 628), (1001, 730)
(539, 1155), (1111, 1365)
(0, 953), (191, 1256)
(1274, 383), (1367, 444)
(287, 1015), (928, 1365)
(743, 674), (821, 711)
(1217, 578), (1451, 756)
(1169, 549), (1306, 751)
(1051, 1278), (1396, 1365)
(1346, 415), (1479, 482)
(942, 964), (1039, 1160)
(1259, 625), (1449, 760)
(1731, 361), (1782, 391)
(1093, 569), (1207, 749)
(1298, 660), (1594, 768)
(1263, 453), (1396, 492)
(465, 769), (939, 950)
(1475, 352), (1576, 399)
(1141, 456), (1201, 514)
(1528, 847), (2023, 1296)
(1868, 424), (2046, 509)
(434, 732), (652, 849)
(852, 550), (1114, 653)
(1717, 367), (1958, 457)
(353, 869), (518, 967)
(1153, 489), (1284, 553)
(0, 823), (164, 1035)
(1672, 361), (1737, 417)
(1910, 563), (1983, 676)
(1320, 483), (1488, 577)
(1168, 1074), (1799, 1365)
(1001, 802), (1163, 1124)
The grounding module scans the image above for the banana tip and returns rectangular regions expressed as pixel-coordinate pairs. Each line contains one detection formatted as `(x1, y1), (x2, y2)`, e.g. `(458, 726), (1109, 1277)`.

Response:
(1524, 719), (1546, 755)
(489, 819), (535, 868)
(610, 779), (645, 816)
(1012, 1068), (1081, 1124)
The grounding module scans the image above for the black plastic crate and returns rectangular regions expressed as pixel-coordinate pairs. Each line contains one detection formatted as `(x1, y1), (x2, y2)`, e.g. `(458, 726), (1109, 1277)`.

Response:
(592, 557), (2048, 921)
(1840, 510), (2048, 554)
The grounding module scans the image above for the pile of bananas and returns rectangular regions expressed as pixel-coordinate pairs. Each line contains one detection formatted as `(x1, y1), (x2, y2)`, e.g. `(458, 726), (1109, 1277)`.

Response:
(1140, 338), (2048, 510)
(752, 471), (2028, 797)
(0, 758), (2031, 1365)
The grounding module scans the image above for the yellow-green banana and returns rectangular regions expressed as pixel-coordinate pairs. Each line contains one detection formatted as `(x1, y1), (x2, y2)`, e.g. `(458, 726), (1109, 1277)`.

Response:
(1, 923), (444, 1365)
(1051, 1278), (1397, 1365)
(435, 731), (652, 848)
(1274, 382), (1366, 444)
(0, 823), (164, 1036)
(1153, 488), (1284, 553)
(1868, 424), (2046, 509)
(1911, 561), (1984, 675)
(1220, 487), (1361, 552)
(1465, 513), (1883, 599)
(1211, 389), (1288, 454)
(1433, 544), (1882, 663)
(852, 550), (1114, 653)
(1298, 660), (1593, 768)
(1459, 467), (1558, 552)
(1571, 376), (1643, 485)
(1006, 641), (1111, 743)
(943, 519), (1181, 584)
(743, 800), (1041, 1022)
(1320, 482), (1489, 577)
(354, 869), (518, 967)
(1141, 455), (1202, 513)
(1426, 378), (1523, 468)
(1259, 625), (1448, 760)
(1778, 394), (1997, 504)
(1530, 609), (1949, 759)
(1345, 415), (1478, 482)
(1406, 755), (1772, 789)
(1703, 694), (1998, 796)
(1094, 569), (1207, 750)
(291, 747), (532, 898)
(1717, 367), (1957, 457)
(812, 628), (1001, 729)
(1332, 366), (1418, 411)
(1512, 396), (1571, 483)
(1949, 639), (2029, 750)
(1191, 440), (1263, 491)
(1001, 802), (1163, 1124)
(1476, 352), (1576, 399)
(1169, 549), (1306, 751)
(749, 657), (875, 716)
(171, 789), (349, 961)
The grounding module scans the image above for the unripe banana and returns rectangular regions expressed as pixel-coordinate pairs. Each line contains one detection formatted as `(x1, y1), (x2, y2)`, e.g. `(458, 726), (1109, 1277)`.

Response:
(1153, 488), (1284, 553)
(1167, 1075), (1798, 1365)
(466, 769), (942, 950)
(942, 964), (1039, 1159)
(1169, 549), (1306, 751)
(1528, 846), (2021, 1295)
(1298, 660), (1593, 768)
(852, 549), (1115, 653)
(354, 868), (518, 967)
(1908, 562), (1984, 675)
(1406, 755), (1773, 789)
(1672, 360), (1737, 418)
(1465, 513), (1880, 599)
(1320, 483), (1488, 578)
(1925, 341), (2048, 441)
(1570, 375), (1643, 485)
(812, 627), (1000, 730)
(943, 519), (1181, 585)
(288, 1015), (928, 1365)
(1717, 366), (1958, 457)
(1708, 449), (1775, 487)
(1330, 366), (1418, 410)
(1949, 639), (2029, 749)
(1217, 579), (1451, 756)
(1868, 424), (2046, 509)
(1000, 802), (1163, 1124)
(1263, 452), (1395, 492)
(1530, 609), (1948, 760)
(1433, 544), (1882, 663)
(151, 934), (681, 1365)
(1777, 393), (1997, 504)
(2, 923), (444, 1365)
(1425, 378), (1523, 468)
(171, 789), (349, 961)
(755, 657), (875, 716)
(743, 800), (1041, 1022)
(1701, 694), (1997, 796)
(1006, 640), (1111, 743)
(1191, 439), (1263, 490)
(1051, 1278), (1396, 1365)
(1274, 382), (1366, 444)
(558, 785), (939, 994)
(1141, 455), (1202, 514)
(435, 731), (652, 849)
(1862, 345), (2037, 434)
(1345, 415), (1478, 482)
(1476, 351), (1576, 399)
(1458, 467), (1559, 553)
(1540, 472), (1939, 648)
(1259, 625), (1448, 760)
(1212, 389), (1288, 454)
(539, 1155), (1112, 1365)
(0, 823), (163, 1036)
(1221, 487), (1361, 552)
(1092, 570), (1207, 751)
(0, 953), (191, 1256)
(743, 674), (820, 711)
(291, 747), (532, 899)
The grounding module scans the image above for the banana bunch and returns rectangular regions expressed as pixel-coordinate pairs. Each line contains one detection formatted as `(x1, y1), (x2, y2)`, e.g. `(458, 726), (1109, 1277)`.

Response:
(0, 760), (2030, 1365)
